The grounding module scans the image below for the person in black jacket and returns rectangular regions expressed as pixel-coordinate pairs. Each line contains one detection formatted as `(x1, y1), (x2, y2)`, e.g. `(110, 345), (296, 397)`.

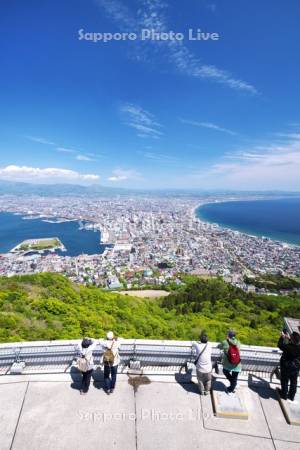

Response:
(278, 330), (300, 403)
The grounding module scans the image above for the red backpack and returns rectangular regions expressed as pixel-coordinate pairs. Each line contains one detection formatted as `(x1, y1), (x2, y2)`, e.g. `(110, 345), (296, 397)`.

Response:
(227, 342), (241, 365)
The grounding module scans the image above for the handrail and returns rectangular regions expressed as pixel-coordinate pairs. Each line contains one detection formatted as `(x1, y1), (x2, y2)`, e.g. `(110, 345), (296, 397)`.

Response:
(0, 339), (282, 376)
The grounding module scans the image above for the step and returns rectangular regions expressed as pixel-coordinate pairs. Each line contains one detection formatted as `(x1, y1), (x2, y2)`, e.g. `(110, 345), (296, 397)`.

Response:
(212, 388), (248, 419)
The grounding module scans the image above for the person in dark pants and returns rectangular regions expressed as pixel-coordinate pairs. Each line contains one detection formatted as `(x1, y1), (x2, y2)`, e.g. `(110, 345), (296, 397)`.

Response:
(102, 331), (122, 394)
(81, 369), (93, 394)
(78, 338), (97, 395)
(218, 330), (242, 394)
(223, 370), (239, 392)
(104, 364), (118, 393)
(278, 331), (300, 404)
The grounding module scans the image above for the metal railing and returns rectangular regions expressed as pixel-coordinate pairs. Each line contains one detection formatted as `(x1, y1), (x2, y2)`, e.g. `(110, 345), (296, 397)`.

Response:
(0, 339), (282, 377)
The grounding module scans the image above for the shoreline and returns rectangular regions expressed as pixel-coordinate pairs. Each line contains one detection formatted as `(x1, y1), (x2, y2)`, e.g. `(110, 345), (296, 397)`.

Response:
(0, 211), (107, 257)
(193, 198), (300, 249)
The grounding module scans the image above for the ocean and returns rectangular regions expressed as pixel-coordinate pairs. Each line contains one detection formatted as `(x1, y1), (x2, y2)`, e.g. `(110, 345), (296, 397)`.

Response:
(196, 198), (300, 246)
(0, 212), (107, 256)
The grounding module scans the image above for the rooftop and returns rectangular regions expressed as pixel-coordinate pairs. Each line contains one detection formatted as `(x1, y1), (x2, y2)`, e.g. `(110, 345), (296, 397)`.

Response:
(0, 339), (300, 450)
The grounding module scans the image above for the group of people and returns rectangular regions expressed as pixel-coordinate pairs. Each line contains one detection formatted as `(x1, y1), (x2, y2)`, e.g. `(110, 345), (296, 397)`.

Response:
(77, 331), (121, 395)
(193, 328), (300, 403)
(193, 329), (241, 395)
(77, 328), (300, 403)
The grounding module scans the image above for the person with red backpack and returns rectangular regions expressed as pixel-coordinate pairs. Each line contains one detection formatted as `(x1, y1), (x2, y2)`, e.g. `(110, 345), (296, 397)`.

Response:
(218, 330), (241, 394)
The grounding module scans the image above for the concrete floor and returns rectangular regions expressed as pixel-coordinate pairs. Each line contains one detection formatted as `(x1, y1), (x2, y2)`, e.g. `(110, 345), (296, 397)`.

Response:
(0, 373), (300, 450)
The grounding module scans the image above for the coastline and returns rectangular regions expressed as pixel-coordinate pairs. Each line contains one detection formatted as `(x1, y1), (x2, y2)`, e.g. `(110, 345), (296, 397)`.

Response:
(0, 211), (106, 256)
(193, 198), (300, 248)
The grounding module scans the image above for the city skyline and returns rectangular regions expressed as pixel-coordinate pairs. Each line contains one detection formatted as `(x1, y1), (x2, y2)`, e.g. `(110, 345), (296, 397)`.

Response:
(1, 1), (300, 190)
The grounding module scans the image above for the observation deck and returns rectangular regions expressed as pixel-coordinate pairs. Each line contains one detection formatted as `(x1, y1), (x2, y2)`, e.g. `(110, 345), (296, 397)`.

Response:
(0, 339), (300, 450)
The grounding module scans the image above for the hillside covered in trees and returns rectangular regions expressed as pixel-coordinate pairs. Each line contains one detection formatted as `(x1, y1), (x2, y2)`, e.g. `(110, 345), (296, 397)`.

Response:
(0, 273), (299, 346)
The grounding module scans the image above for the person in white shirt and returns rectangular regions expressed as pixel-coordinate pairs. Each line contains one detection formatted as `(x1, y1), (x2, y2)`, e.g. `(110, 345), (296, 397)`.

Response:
(78, 338), (97, 395)
(192, 332), (212, 395)
(102, 331), (122, 394)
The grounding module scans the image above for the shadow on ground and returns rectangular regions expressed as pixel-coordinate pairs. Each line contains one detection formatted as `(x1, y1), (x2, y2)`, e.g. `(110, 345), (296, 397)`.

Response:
(175, 372), (199, 393)
(248, 374), (278, 400)
(70, 365), (105, 391)
(212, 378), (227, 392)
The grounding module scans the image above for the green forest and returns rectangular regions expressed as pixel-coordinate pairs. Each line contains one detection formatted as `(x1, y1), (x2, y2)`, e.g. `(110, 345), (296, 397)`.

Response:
(0, 273), (299, 346)
(244, 274), (300, 291)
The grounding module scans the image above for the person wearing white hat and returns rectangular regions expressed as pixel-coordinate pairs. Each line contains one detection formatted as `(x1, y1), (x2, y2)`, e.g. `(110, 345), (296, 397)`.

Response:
(106, 331), (114, 340)
(102, 331), (122, 394)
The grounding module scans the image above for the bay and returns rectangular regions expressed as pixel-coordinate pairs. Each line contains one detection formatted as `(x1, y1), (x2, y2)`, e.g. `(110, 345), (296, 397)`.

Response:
(196, 198), (300, 246)
(0, 212), (106, 256)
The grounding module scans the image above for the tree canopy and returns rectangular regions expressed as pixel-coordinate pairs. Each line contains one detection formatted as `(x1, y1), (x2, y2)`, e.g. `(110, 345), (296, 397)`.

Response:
(0, 273), (299, 346)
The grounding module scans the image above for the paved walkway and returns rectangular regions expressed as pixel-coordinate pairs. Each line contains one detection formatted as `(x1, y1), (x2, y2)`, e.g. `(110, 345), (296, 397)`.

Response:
(0, 374), (299, 450)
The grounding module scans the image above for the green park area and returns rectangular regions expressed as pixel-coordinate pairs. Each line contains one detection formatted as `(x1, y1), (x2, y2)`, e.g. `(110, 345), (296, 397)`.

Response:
(0, 273), (300, 346)
(18, 238), (61, 252)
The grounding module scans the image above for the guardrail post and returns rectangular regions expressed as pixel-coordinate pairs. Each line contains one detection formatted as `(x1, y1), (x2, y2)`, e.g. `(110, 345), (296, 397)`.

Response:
(133, 339), (136, 362)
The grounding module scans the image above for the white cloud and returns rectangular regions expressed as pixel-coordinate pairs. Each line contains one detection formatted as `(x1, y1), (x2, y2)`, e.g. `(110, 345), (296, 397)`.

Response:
(120, 103), (163, 139)
(108, 168), (142, 182)
(27, 137), (98, 159)
(167, 40), (257, 94)
(180, 119), (238, 136)
(108, 175), (127, 182)
(76, 154), (94, 161)
(56, 147), (76, 153)
(137, 150), (178, 163)
(95, 0), (135, 29)
(97, 0), (257, 93)
(206, 3), (217, 13)
(0, 165), (100, 184)
(26, 136), (56, 145)
(86, 152), (102, 158)
(195, 130), (300, 189)
(139, 0), (257, 93)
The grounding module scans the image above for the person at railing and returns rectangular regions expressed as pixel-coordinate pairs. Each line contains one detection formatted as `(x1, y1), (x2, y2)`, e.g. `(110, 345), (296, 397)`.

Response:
(77, 337), (97, 395)
(278, 330), (300, 404)
(192, 331), (212, 395)
(101, 331), (122, 395)
(218, 330), (241, 394)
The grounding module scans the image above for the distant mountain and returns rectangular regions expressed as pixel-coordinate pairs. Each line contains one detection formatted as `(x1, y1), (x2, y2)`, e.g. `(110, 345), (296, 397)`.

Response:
(0, 180), (299, 198)
(0, 181), (212, 197)
(0, 180), (132, 197)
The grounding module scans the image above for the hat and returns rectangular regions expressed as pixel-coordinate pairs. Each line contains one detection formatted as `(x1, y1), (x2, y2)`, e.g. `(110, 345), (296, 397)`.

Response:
(82, 338), (92, 348)
(106, 331), (114, 340)
(228, 330), (236, 339)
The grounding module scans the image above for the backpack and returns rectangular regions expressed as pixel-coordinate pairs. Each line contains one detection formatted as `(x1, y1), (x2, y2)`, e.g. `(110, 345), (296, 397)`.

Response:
(103, 341), (115, 365)
(227, 343), (241, 366)
(77, 355), (90, 372)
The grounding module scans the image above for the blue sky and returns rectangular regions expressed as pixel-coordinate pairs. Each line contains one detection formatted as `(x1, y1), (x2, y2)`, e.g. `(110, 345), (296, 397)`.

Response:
(1, 0), (300, 190)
